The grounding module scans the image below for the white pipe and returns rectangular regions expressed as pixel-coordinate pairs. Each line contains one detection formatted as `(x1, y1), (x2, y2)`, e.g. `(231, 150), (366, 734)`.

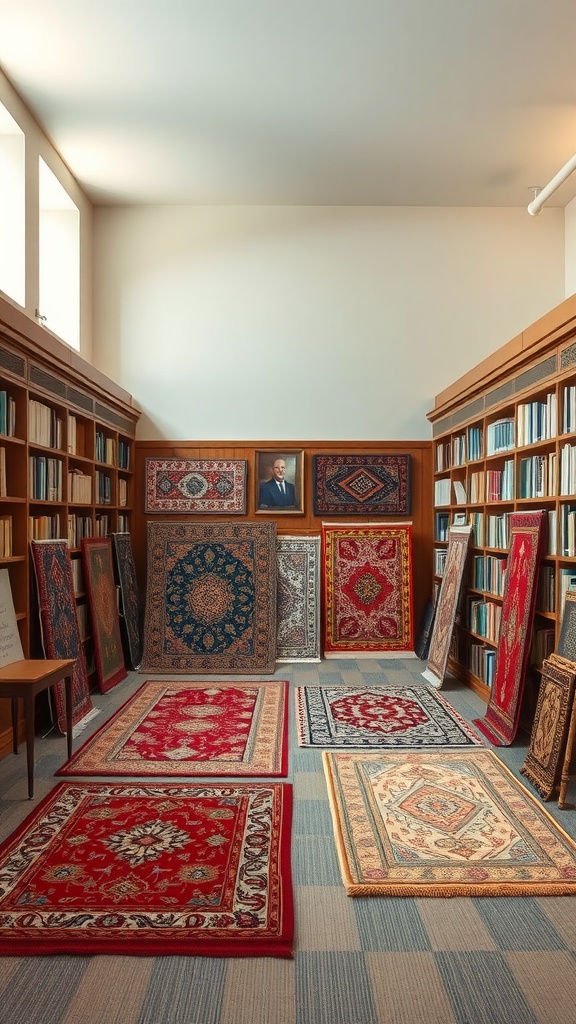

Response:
(528, 153), (576, 215)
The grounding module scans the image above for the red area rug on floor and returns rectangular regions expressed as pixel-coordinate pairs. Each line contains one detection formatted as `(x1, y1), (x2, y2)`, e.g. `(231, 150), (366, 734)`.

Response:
(0, 781), (293, 957)
(473, 510), (546, 746)
(58, 681), (289, 777)
(322, 522), (414, 655)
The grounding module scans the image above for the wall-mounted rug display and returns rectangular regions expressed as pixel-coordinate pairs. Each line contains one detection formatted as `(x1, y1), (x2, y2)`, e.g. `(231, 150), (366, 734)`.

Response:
(422, 525), (472, 687)
(473, 510), (546, 746)
(322, 522), (414, 656)
(145, 458), (247, 514)
(81, 537), (127, 693)
(323, 748), (576, 897)
(276, 535), (320, 662)
(296, 685), (483, 748)
(556, 590), (576, 662)
(520, 653), (576, 800)
(142, 521), (277, 673)
(313, 453), (411, 515)
(0, 780), (293, 957)
(58, 680), (289, 778)
(111, 532), (143, 669)
(30, 539), (95, 734)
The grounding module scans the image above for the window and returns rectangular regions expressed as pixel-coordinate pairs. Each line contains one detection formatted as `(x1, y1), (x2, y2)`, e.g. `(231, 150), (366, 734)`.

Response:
(38, 158), (80, 350)
(0, 102), (25, 307)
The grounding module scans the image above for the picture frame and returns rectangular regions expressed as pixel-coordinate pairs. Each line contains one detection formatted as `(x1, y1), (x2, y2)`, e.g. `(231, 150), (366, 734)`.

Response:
(255, 450), (304, 514)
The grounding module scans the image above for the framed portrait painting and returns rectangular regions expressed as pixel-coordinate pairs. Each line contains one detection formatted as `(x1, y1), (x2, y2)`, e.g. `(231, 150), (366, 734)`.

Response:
(256, 450), (304, 514)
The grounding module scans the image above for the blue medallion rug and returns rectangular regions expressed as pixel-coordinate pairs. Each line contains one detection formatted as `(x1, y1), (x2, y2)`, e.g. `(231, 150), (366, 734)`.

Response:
(142, 521), (277, 673)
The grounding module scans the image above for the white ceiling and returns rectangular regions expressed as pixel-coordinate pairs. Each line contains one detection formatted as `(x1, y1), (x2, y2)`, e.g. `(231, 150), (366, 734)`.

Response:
(1, 0), (576, 209)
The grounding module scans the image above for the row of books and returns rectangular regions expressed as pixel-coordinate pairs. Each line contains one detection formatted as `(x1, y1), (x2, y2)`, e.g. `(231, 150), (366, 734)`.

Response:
(486, 417), (515, 456)
(467, 597), (502, 643)
(29, 456), (63, 501)
(516, 392), (557, 447)
(469, 643), (496, 688)
(28, 399), (63, 450)
(29, 514), (61, 540)
(95, 431), (115, 465)
(518, 452), (556, 498)
(0, 391), (16, 438)
(95, 470), (112, 505)
(472, 554), (507, 597)
(0, 514), (12, 557)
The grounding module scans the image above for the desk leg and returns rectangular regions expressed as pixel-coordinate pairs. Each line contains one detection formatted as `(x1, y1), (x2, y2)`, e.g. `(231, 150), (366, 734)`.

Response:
(64, 673), (73, 760)
(25, 692), (35, 800)
(11, 697), (19, 754)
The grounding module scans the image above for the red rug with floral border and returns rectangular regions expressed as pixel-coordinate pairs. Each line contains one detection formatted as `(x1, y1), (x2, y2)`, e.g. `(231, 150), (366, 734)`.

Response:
(0, 780), (293, 957)
(322, 522), (414, 656)
(58, 680), (289, 777)
(473, 510), (546, 746)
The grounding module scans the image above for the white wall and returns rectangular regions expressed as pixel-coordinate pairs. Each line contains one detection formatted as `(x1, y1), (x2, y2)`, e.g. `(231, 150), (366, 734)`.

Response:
(93, 204), (565, 441)
(565, 195), (576, 297)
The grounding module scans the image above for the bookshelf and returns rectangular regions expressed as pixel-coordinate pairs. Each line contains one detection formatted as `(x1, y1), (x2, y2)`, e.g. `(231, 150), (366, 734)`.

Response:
(428, 293), (576, 709)
(0, 296), (139, 759)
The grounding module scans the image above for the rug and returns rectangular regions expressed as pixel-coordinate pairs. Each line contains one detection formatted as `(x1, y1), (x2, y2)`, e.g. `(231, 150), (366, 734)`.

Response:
(145, 457), (247, 514)
(323, 748), (576, 897)
(81, 537), (127, 693)
(296, 685), (483, 747)
(142, 521), (277, 673)
(422, 525), (472, 687)
(557, 591), (576, 662)
(30, 539), (94, 734)
(0, 780), (293, 957)
(58, 680), (289, 777)
(473, 510), (546, 745)
(322, 522), (414, 656)
(276, 535), (320, 662)
(520, 654), (576, 800)
(111, 532), (143, 669)
(313, 454), (411, 515)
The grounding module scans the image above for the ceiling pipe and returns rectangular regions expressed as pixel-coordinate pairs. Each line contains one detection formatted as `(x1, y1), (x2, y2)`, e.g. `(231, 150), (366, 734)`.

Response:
(528, 153), (576, 215)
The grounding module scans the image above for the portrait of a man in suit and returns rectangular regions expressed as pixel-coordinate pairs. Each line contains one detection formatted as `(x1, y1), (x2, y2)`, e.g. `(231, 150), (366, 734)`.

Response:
(257, 452), (303, 512)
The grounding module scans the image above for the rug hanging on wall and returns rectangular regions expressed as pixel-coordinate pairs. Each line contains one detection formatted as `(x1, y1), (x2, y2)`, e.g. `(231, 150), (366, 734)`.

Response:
(82, 537), (127, 693)
(322, 522), (414, 656)
(30, 539), (95, 734)
(296, 685), (483, 748)
(473, 510), (546, 745)
(142, 521), (277, 673)
(0, 780), (293, 957)
(520, 653), (576, 800)
(313, 454), (411, 516)
(422, 525), (472, 687)
(145, 458), (247, 514)
(323, 748), (576, 897)
(276, 535), (320, 662)
(58, 680), (289, 777)
(111, 532), (143, 670)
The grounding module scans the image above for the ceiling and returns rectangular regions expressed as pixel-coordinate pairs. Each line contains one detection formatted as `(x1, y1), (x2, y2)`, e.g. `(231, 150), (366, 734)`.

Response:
(1, 0), (576, 209)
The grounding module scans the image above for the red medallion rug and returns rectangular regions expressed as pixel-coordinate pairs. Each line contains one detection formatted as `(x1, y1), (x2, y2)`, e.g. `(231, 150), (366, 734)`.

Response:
(323, 749), (576, 897)
(422, 525), (472, 687)
(30, 539), (95, 733)
(296, 685), (482, 748)
(0, 781), (293, 957)
(58, 680), (289, 777)
(81, 537), (127, 693)
(473, 510), (546, 745)
(322, 522), (414, 656)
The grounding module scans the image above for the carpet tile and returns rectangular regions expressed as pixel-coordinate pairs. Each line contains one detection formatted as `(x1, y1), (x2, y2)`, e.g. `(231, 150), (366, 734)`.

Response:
(2, 658), (576, 1024)
(436, 951), (539, 1024)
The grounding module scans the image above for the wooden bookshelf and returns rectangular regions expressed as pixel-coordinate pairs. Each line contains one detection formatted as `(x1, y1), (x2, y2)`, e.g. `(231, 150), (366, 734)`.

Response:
(428, 293), (576, 713)
(0, 295), (139, 759)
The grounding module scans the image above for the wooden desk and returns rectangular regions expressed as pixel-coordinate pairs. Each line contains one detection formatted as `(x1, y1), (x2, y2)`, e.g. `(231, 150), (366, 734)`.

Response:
(0, 659), (76, 798)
